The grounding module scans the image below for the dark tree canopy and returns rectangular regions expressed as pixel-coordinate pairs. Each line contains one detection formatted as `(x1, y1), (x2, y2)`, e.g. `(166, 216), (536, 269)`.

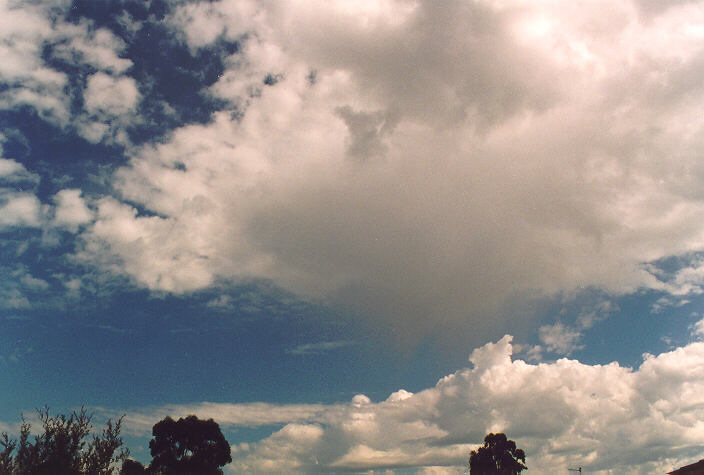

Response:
(0, 407), (127, 475)
(469, 432), (527, 475)
(148, 415), (231, 475)
(119, 459), (147, 475)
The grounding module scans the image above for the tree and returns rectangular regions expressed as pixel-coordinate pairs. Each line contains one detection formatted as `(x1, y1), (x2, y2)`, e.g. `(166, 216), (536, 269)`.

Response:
(148, 415), (231, 475)
(119, 459), (147, 475)
(469, 432), (527, 475)
(0, 407), (128, 475)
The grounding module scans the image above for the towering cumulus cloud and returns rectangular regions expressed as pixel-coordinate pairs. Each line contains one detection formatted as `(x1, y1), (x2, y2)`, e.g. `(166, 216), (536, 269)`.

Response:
(77, 0), (704, 333)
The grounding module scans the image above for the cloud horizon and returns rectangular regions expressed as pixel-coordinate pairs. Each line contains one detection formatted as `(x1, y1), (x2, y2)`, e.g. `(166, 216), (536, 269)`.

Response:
(79, 331), (704, 474)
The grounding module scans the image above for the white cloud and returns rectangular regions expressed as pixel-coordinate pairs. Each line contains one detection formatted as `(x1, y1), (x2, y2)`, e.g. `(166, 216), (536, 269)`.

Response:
(77, 197), (216, 292)
(0, 158), (39, 183)
(0, 265), (50, 309)
(68, 0), (704, 338)
(0, 159), (23, 178)
(0, 192), (41, 229)
(0, 1), (139, 138)
(52, 26), (132, 74)
(114, 335), (704, 473)
(0, 1), (70, 124)
(52, 189), (93, 230)
(538, 322), (584, 356)
(19, 271), (49, 291)
(79, 72), (140, 144)
(168, 1), (237, 51)
(83, 73), (140, 117)
(690, 317), (704, 339)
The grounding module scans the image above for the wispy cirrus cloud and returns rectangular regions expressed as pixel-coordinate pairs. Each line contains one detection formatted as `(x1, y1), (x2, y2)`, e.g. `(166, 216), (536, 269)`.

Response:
(286, 340), (356, 355)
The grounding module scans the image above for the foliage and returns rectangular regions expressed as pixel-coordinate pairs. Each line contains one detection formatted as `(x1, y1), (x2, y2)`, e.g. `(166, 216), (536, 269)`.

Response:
(148, 415), (231, 475)
(469, 432), (527, 475)
(119, 459), (147, 475)
(0, 407), (127, 475)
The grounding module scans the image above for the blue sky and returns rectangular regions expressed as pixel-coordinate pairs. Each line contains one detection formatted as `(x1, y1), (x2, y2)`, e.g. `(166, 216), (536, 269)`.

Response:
(3, 0), (704, 473)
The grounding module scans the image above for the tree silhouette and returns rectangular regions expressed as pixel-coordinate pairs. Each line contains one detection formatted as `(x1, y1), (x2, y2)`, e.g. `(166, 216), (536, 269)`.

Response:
(0, 407), (127, 475)
(469, 432), (527, 475)
(119, 459), (147, 475)
(148, 415), (231, 475)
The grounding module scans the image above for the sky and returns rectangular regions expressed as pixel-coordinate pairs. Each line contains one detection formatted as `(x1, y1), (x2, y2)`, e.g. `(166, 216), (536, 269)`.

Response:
(3, 0), (704, 472)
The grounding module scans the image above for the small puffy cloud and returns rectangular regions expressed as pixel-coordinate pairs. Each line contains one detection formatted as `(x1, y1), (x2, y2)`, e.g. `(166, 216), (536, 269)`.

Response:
(78, 72), (141, 144)
(83, 72), (140, 117)
(19, 271), (49, 291)
(538, 322), (584, 356)
(116, 335), (704, 473)
(168, 1), (236, 51)
(0, 158), (39, 184)
(0, 1), (70, 124)
(52, 26), (132, 74)
(0, 2), (139, 132)
(0, 192), (41, 229)
(52, 189), (93, 230)
(0, 159), (24, 178)
(690, 317), (704, 340)
(63, 277), (82, 299)
(0, 266), (50, 310)
(663, 258), (704, 297)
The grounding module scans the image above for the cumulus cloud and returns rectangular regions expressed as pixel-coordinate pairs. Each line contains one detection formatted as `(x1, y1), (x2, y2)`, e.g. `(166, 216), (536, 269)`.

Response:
(529, 299), (616, 358)
(69, 0), (704, 336)
(0, 192), (42, 229)
(690, 316), (704, 339)
(111, 335), (704, 473)
(0, 265), (50, 309)
(52, 189), (93, 230)
(78, 72), (140, 144)
(83, 73), (140, 116)
(538, 322), (584, 356)
(0, 1), (70, 124)
(0, 149), (42, 230)
(0, 159), (24, 179)
(0, 1), (140, 142)
(0, 158), (39, 184)
(51, 26), (132, 74)
(77, 197), (218, 292)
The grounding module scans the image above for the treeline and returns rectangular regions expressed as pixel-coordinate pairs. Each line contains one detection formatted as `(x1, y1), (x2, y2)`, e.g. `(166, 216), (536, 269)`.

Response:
(0, 408), (231, 475)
